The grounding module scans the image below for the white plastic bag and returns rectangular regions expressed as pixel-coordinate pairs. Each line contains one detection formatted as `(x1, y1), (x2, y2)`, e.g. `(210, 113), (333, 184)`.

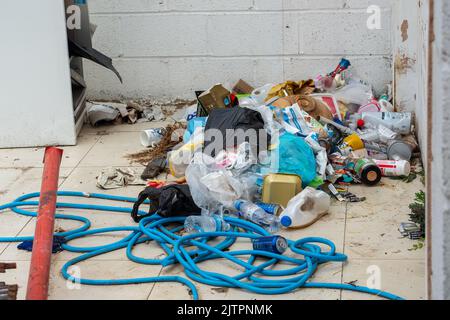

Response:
(186, 152), (258, 211)
(168, 127), (204, 177)
(334, 81), (373, 106)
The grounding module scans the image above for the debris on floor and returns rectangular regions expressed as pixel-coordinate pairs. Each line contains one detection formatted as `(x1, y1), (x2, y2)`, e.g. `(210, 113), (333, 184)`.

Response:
(124, 57), (424, 234)
(407, 190), (426, 238)
(0, 57), (423, 301)
(86, 99), (194, 127)
(127, 122), (185, 166)
(0, 263), (17, 301)
(96, 167), (147, 190)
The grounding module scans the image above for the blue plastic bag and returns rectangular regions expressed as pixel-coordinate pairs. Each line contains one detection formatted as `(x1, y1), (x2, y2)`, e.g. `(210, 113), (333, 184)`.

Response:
(270, 132), (317, 187)
(183, 117), (208, 143)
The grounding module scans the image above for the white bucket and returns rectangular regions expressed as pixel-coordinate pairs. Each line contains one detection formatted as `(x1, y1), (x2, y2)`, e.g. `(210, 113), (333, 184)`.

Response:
(140, 128), (165, 147)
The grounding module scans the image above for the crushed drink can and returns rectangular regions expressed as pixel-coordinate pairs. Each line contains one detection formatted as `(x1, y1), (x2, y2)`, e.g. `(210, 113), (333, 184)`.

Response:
(252, 236), (288, 254)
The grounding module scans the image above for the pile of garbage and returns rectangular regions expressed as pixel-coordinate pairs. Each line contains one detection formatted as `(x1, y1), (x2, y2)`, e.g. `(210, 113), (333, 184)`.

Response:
(129, 58), (421, 236)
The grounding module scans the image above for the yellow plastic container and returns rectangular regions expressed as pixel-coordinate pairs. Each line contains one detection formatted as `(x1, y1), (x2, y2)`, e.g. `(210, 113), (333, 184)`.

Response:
(338, 133), (365, 156)
(262, 174), (303, 209)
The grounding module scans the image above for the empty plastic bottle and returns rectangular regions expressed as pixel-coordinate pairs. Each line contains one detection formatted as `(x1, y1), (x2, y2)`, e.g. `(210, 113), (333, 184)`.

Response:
(184, 215), (231, 233)
(359, 124), (398, 143)
(234, 200), (281, 233)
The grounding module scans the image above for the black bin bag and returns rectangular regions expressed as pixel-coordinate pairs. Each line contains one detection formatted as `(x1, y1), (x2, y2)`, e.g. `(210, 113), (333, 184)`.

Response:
(131, 184), (202, 222)
(203, 107), (270, 158)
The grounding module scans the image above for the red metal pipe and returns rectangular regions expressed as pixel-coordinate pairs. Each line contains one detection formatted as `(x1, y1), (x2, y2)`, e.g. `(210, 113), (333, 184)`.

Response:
(26, 147), (63, 300)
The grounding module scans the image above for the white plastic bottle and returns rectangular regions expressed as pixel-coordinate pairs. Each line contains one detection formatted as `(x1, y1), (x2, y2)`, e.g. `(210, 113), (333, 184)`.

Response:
(279, 187), (331, 228)
(361, 112), (412, 135)
(379, 99), (395, 112)
(184, 215), (231, 233)
(373, 159), (411, 177)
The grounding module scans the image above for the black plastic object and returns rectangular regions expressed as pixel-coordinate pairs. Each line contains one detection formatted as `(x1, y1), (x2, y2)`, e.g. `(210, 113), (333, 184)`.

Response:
(203, 107), (270, 157)
(68, 39), (122, 83)
(141, 156), (167, 180)
(359, 164), (382, 186)
(131, 185), (202, 222)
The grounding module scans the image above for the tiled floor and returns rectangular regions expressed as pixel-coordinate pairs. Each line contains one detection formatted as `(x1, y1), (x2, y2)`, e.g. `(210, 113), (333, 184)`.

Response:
(0, 121), (426, 300)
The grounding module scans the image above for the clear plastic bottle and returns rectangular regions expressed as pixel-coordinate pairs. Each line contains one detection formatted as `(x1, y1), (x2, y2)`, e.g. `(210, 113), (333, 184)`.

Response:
(361, 112), (412, 135)
(184, 215), (231, 233)
(359, 124), (398, 143)
(234, 200), (281, 233)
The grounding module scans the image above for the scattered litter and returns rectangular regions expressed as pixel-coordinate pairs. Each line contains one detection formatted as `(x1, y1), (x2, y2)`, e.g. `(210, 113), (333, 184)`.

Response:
(0, 262), (16, 273)
(279, 187), (330, 229)
(131, 184), (201, 222)
(142, 105), (166, 122)
(262, 174), (303, 208)
(140, 127), (166, 147)
(87, 103), (121, 126)
(232, 79), (254, 95)
(96, 167), (147, 190)
(409, 191), (425, 236)
(124, 57), (423, 239)
(141, 156), (166, 180)
(127, 123), (185, 166)
(198, 84), (233, 113)
(210, 287), (229, 294)
(399, 222), (423, 240)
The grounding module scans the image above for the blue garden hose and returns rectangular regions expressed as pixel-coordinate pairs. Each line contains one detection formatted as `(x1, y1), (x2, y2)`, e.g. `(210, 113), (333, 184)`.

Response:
(0, 191), (404, 300)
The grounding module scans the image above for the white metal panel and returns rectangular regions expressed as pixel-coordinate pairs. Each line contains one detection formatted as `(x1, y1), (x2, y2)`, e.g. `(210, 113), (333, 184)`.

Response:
(0, 0), (75, 148)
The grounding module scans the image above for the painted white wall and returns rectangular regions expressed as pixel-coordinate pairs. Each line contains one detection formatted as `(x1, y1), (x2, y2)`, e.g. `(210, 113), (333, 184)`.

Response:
(0, 0), (76, 148)
(431, 0), (450, 300)
(85, 0), (393, 100)
(393, 0), (429, 149)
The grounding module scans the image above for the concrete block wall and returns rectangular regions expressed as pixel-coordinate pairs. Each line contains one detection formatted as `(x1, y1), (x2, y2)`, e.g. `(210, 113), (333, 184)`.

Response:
(85, 0), (393, 100)
(431, 0), (450, 300)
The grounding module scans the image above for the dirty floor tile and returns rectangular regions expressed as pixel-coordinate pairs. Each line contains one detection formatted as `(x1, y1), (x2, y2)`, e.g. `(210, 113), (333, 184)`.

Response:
(0, 259), (161, 300)
(345, 178), (425, 260)
(77, 132), (148, 167)
(0, 134), (99, 168)
(340, 259), (426, 300)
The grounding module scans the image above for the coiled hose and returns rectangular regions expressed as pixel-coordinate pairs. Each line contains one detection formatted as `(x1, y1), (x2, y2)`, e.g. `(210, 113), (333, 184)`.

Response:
(0, 191), (403, 300)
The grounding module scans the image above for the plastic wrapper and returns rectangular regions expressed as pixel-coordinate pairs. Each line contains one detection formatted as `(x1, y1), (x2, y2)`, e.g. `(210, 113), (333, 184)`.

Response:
(334, 81), (373, 106)
(241, 104), (282, 137)
(185, 152), (258, 212)
(304, 133), (328, 180)
(168, 128), (204, 178)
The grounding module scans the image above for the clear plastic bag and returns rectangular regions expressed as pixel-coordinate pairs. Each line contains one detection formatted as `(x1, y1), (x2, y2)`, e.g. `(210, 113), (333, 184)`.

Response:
(242, 104), (282, 136)
(168, 128), (204, 178)
(185, 152), (258, 212)
(334, 81), (373, 106)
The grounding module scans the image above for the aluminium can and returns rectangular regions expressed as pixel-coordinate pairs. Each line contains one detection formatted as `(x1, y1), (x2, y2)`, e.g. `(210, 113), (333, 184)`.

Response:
(252, 236), (288, 254)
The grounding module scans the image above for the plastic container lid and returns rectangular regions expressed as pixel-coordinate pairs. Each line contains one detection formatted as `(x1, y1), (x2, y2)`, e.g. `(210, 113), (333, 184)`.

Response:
(281, 216), (292, 228)
(234, 200), (243, 211)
